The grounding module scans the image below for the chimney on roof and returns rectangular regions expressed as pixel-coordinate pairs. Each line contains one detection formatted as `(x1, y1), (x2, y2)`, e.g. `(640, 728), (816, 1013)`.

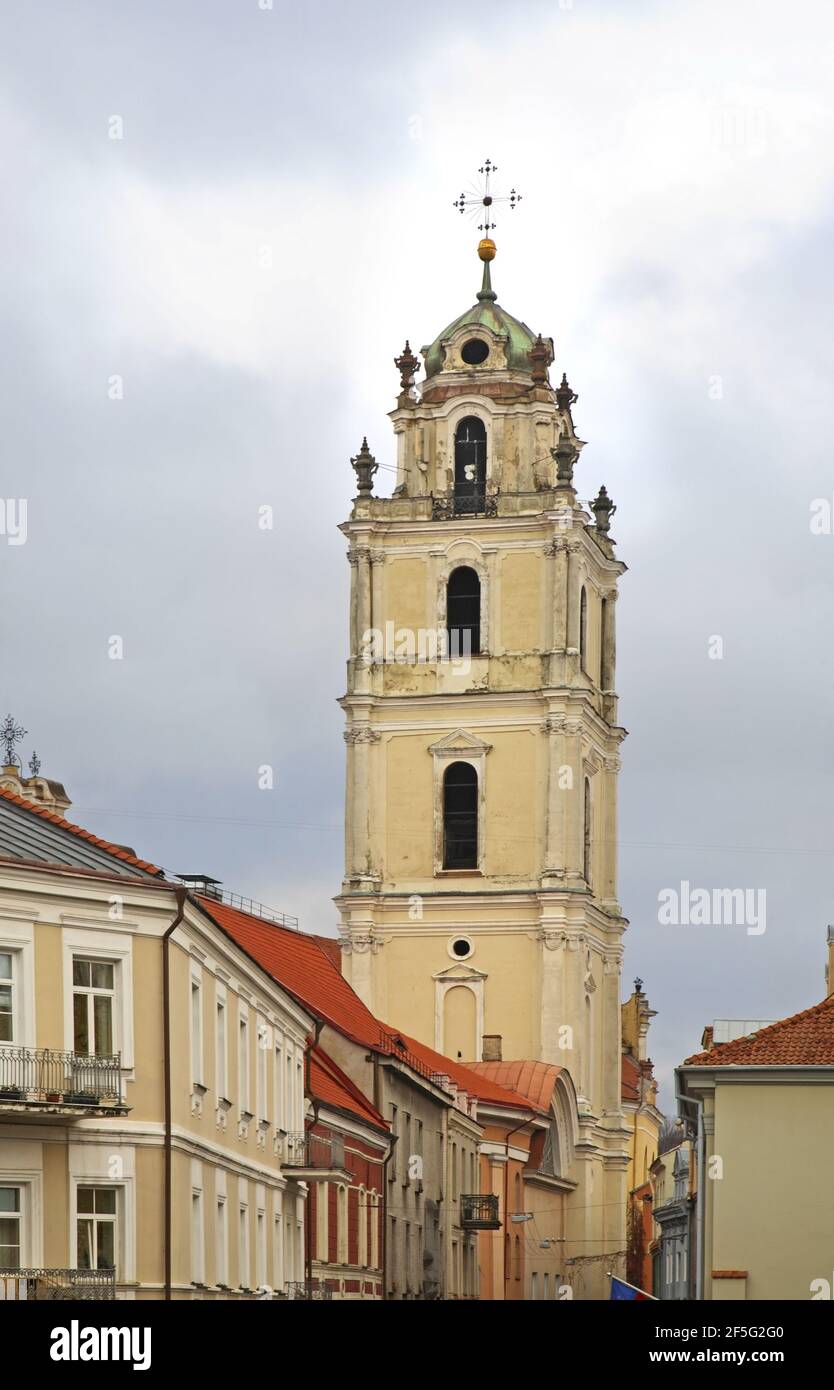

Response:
(482, 1034), (502, 1062)
(826, 926), (834, 997)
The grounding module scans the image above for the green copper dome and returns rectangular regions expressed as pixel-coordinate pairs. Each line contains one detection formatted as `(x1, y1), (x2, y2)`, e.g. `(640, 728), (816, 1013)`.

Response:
(421, 261), (538, 379)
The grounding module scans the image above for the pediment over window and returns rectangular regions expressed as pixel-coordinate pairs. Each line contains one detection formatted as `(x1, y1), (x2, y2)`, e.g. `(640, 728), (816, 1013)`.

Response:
(428, 729), (492, 758)
(432, 963), (488, 983)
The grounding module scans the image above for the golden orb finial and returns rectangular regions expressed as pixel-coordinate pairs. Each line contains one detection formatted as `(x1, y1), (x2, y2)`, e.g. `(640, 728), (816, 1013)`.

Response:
(478, 237), (496, 262)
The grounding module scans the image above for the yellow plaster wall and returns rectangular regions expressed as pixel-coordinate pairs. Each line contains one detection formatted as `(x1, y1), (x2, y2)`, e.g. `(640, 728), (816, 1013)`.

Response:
(34, 924), (63, 1050)
(485, 731), (539, 878)
(384, 735), (434, 878)
(385, 557), (428, 634)
(711, 1082), (834, 1299)
(499, 550), (542, 652)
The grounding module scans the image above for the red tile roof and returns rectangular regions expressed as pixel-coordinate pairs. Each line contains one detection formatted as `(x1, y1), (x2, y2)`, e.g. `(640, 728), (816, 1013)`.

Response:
(684, 994), (834, 1067)
(309, 934), (342, 969)
(399, 1037), (543, 1113)
(196, 899), (541, 1116)
(198, 897), (387, 1050)
(0, 786), (163, 876)
(310, 1047), (389, 1134)
(467, 1060), (562, 1113)
(621, 1052), (641, 1101)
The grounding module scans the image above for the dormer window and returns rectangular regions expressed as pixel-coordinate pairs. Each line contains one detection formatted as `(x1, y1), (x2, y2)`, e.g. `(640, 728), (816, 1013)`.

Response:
(461, 338), (489, 365)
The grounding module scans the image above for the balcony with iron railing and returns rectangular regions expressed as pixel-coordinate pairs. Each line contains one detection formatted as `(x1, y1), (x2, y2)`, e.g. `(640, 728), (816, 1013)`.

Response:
(282, 1129), (351, 1183)
(432, 488), (497, 520)
(0, 1268), (116, 1300)
(460, 1194), (501, 1231)
(0, 1047), (126, 1116)
(284, 1281), (334, 1300)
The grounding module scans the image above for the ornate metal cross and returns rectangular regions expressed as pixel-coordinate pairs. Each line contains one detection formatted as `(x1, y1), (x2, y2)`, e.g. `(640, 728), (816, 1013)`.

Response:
(452, 159), (522, 235)
(1, 714), (27, 766)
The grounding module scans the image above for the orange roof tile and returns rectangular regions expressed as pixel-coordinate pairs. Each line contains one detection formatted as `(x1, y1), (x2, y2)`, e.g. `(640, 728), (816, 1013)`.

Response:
(197, 900), (546, 1118)
(467, 1059), (563, 1112)
(310, 1047), (389, 1134)
(398, 1035), (543, 1114)
(198, 897), (387, 1049)
(683, 994), (834, 1067)
(0, 786), (163, 876)
(310, 934), (342, 969)
(621, 1051), (641, 1101)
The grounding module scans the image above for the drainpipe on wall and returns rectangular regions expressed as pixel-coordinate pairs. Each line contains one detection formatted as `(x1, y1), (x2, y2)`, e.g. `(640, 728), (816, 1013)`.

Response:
(163, 885), (188, 1302)
(676, 1087), (704, 1302)
(503, 1115), (531, 1300)
(304, 1020), (324, 1295)
(371, 1049), (397, 1301)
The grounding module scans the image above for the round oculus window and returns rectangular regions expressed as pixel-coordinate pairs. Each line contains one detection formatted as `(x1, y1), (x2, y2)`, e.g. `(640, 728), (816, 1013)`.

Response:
(461, 338), (489, 365)
(450, 937), (473, 959)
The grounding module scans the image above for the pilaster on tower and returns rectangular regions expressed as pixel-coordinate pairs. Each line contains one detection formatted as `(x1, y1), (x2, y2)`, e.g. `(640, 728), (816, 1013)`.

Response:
(336, 177), (628, 1132)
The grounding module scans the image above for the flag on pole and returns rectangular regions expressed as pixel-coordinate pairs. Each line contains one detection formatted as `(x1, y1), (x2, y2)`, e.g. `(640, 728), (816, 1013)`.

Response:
(609, 1274), (656, 1300)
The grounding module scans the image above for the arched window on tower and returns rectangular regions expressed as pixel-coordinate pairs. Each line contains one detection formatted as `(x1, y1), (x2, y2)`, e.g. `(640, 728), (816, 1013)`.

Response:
(579, 586), (588, 671)
(454, 416), (487, 515)
(447, 566), (481, 657)
(599, 596), (608, 688)
(583, 776), (592, 885)
(443, 761), (478, 869)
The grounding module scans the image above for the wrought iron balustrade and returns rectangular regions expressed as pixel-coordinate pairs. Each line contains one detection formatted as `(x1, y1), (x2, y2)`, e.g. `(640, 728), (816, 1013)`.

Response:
(0, 1047), (123, 1107)
(0, 1267), (116, 1300)
(460, 1194), (501, 1230)
(432, 490), (497, 520)
(285, 1281), (333, 1300)
(283, 1129), (346, 1171)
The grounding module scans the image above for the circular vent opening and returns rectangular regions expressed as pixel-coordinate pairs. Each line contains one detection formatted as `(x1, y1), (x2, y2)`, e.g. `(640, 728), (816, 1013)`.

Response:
(461, 338), (489, 365)
(451, 937), (473, 959)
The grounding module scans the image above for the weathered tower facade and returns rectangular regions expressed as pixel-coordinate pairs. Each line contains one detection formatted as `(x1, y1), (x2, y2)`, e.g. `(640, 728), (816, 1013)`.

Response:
(336, 212), (628, 1206)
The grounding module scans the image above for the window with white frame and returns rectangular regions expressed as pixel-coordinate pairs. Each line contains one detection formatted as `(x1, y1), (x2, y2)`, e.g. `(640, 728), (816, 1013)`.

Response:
(284, 1212), (294, 1283)
(239, 1203), (250, 1288)
(191, 1189), (204, 1283)
(190, 975), (203, 1087)
(215, 1196), (227, 1286)
(285, 1048), (293, 1128)
(369, 1191), (379, 1269)
(337, 1184), (348, 1264)
(273, 1037), (283, 1131)
(0, 953), (15, 1042)
(238, 1014), (250, 1114)
(72, 958), (115, 1056)
(215, 996), (228, 1100)
(76, 1187), (117, 1271)
(256, 1209), (266, 1288)
(256, 1018), (267, 1121)
(316, 1182), (329, 1262)
(0, 1185), (22, 1268)
(358, 1186), (367, 1267)
(273, 1197), (284, 1291)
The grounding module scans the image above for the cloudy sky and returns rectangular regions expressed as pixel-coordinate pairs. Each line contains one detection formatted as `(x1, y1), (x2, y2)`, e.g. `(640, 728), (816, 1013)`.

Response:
(3, 0), (834, 1096)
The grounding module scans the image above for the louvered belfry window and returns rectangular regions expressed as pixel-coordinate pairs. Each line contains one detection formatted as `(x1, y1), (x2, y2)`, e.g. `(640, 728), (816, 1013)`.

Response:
(453, 416), (486, 513)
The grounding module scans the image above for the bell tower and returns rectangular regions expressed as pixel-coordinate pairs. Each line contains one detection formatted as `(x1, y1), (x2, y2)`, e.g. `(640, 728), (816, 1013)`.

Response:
(336, 169), (627, 1136)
